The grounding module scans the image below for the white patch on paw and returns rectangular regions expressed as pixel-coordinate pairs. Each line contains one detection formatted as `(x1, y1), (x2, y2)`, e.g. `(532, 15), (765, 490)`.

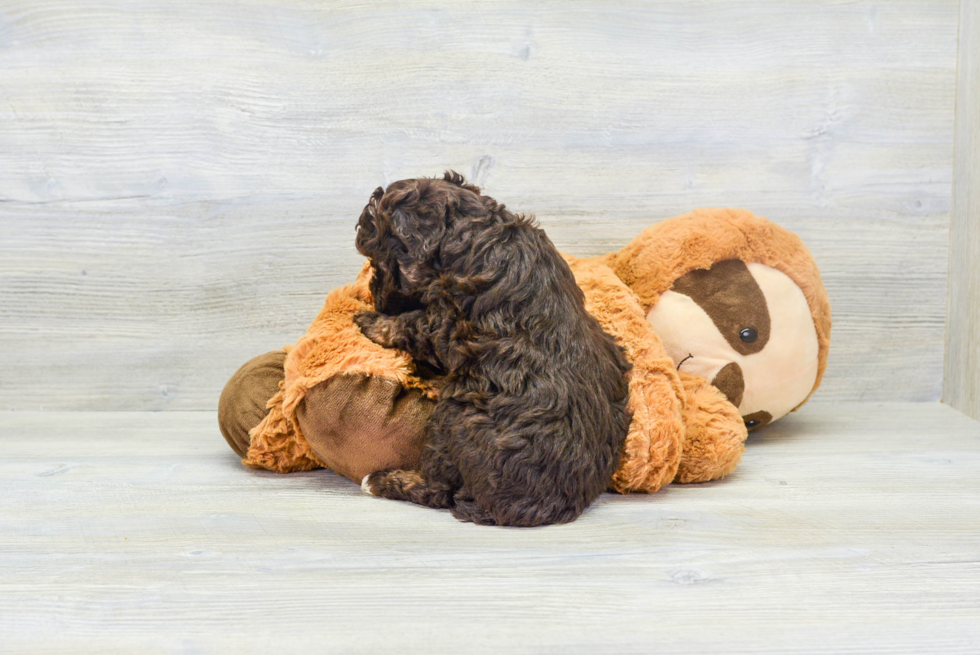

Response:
(361, 474), (375, 496)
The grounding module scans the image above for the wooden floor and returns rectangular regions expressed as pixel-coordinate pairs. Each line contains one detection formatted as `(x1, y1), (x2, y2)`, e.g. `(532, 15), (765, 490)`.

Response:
(1, 403), (978, 654)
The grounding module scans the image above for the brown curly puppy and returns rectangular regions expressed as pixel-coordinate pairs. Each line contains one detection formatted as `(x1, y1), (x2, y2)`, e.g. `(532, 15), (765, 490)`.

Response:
(354, 172), (631, 527)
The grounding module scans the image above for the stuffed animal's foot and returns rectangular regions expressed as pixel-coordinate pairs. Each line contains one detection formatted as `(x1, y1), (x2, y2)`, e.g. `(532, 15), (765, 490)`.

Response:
(674, 372), (748, 484)
(218, 350), (287, 458)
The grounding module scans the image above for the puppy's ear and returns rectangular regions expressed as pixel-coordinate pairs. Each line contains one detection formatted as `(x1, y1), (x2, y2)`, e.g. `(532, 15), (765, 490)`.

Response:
(379, 181), (422, 215)
(354, 186), (387, 258)
(443, 170), (481, 195)
(361, 186), (385, 220)
(383, 181), (447, 262)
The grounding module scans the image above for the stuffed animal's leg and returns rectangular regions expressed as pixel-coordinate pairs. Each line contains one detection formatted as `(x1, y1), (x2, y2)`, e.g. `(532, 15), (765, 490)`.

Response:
(673, 371), (747, 483)
(361, 469), (455, 509)
(353, 309), (441, 369)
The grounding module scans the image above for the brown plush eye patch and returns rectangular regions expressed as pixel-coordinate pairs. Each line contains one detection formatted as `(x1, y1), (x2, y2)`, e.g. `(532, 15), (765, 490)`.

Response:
(670, 259), (771, 356)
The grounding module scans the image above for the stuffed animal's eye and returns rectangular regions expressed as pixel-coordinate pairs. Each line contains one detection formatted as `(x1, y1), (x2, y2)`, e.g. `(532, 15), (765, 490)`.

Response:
(745, 419), (760, 428)
(739, 327), (758, 343)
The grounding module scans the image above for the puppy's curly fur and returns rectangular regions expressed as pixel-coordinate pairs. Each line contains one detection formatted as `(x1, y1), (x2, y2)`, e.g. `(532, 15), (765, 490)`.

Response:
(354, 172), (632, 527)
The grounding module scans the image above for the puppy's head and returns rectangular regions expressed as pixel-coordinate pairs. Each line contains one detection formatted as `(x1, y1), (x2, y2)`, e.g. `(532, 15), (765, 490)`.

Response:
(355, 171), (487, 313)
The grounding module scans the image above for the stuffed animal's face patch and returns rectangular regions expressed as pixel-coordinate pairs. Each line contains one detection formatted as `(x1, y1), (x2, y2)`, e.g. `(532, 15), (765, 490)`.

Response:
(647, 260), (819, 430)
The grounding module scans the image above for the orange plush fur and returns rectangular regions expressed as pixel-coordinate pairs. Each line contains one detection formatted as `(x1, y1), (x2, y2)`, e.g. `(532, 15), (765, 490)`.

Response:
(243, 208), (829, 493)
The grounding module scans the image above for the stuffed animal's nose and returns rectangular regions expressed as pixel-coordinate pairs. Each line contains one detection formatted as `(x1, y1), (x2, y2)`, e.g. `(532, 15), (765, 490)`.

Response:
(710, 361), (745, 408)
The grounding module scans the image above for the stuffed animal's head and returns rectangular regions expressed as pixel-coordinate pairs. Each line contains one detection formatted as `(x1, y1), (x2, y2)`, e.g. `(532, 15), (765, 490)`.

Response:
(647, 259), (818, 429)
(605, 209), (831, 431)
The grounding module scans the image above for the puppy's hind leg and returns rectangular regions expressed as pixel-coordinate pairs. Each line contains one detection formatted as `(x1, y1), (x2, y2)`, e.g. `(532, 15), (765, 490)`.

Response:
(450, 495), (497, 526)
(362, 469), (455, 509)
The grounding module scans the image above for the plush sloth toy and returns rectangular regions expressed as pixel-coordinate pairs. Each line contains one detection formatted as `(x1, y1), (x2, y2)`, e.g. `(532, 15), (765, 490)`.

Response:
(218, 207), (831, 494)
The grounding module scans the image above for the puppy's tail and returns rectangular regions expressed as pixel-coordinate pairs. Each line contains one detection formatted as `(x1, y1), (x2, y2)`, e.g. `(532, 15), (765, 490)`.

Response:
(361, 469), (454, 509)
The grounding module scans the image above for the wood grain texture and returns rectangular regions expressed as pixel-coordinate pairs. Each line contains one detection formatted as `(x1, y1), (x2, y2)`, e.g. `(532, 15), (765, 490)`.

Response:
(945, 1), (980, 420)
(0, 1), (959, 410)
(0, 403), (978, 653)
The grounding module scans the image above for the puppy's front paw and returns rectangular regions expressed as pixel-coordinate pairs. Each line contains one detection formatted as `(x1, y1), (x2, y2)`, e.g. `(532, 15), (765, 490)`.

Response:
(353, 310), (379, 330)
(353, 311), (390, 346)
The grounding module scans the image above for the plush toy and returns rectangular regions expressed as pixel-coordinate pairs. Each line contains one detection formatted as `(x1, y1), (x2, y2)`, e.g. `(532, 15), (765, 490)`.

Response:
(218, 208), (830, 494)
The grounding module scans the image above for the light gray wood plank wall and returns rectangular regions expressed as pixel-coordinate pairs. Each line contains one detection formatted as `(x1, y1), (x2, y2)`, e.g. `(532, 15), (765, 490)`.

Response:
(945, 0), (980, 420)
(0, 1), (958, 410)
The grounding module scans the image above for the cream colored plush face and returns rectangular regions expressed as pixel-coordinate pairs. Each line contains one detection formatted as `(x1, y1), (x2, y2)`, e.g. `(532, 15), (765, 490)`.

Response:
(647, 262), (819, 428)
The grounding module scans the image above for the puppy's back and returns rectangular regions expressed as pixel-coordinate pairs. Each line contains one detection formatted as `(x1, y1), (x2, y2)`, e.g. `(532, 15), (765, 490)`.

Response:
(443, 219), (632, 527)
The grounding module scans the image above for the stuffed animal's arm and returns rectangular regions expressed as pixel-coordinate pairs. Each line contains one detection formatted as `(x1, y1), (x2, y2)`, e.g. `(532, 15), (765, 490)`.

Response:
(673, 371), (746, 483)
